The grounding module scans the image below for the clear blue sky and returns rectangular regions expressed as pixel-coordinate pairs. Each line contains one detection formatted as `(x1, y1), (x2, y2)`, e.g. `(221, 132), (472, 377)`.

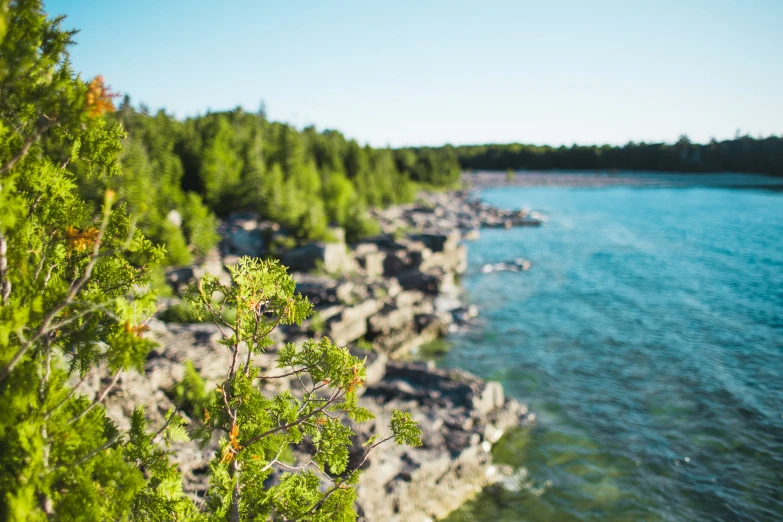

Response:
(46, 0), (783, 147)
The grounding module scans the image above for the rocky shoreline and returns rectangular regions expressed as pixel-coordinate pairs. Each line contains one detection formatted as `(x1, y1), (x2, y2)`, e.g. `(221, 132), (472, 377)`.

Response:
(97, 191), (544, 520)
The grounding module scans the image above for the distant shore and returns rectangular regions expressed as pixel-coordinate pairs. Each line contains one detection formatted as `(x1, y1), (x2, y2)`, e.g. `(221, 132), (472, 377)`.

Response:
(464, 170), (783, 189)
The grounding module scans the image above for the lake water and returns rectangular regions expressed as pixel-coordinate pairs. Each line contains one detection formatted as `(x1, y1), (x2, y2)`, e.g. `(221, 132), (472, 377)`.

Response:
(438, 176), (783, 521)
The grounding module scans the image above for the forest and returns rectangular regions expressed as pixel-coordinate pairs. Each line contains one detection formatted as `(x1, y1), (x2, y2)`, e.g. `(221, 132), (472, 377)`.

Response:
(70, 101), (462, 267)
(439, 135), (783, 176)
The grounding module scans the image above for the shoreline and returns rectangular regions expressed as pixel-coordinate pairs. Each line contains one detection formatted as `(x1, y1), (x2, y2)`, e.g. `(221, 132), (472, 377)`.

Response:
(120, 190), (544, 520)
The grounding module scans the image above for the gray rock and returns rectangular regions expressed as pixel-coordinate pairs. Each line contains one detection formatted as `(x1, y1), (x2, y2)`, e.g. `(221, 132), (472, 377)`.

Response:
(356, 250), (386, 278)
(413, 231), (461, 253)
(368, 305), (415, 335)
(281, 242), (356, 275)
(420, 245), (468, 274)
(325, 299), (382, 346)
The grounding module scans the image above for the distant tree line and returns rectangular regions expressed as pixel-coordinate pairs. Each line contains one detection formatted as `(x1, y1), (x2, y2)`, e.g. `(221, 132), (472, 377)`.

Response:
(425, 135), (783, 176)
(63, 102), (462, 266)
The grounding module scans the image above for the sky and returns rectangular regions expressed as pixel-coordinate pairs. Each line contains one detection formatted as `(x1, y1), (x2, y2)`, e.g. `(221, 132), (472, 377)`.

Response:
(46, 0), (783, 148)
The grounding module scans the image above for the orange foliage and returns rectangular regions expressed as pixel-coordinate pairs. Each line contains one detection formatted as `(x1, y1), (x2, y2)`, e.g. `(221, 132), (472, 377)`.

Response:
(221, 422), (242, 463)
(124, 321), (150, 338)
(65, 225), (99, 251)
(229, 423), (241, 451)
(347, 366), (364, 393)
(86, 75), (119, 117)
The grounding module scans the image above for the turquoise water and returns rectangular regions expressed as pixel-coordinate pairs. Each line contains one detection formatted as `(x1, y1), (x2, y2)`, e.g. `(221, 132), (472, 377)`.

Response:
(440, 180), (783, 521)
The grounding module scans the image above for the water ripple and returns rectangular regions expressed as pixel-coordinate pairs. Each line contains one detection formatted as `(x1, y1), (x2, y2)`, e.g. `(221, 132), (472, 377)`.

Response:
(443, 183), (783, 522)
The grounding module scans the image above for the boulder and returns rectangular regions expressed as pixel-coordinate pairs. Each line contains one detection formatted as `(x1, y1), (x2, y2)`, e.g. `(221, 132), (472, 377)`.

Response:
(166, 209), (182, 228)
(222, 226), (265, 256)
(396, 270), (454, 294)
(382, 250), (410, 276)
(412, 231), (461, 253)
(165, 266), (195, 293)
(420, 245), (468, 274)
(281, 242), (355, 275)
(193, 247), (231, 286)
(325, 299), (382, 346)
(395, 290), (426, 309)
(292, 273), (339, 305)
(356, 250), (386, 278)
(368, 305), (415, 335)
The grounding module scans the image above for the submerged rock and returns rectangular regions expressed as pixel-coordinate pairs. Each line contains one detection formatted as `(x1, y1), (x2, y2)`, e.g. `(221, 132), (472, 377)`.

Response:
(353, 362), (530, 521)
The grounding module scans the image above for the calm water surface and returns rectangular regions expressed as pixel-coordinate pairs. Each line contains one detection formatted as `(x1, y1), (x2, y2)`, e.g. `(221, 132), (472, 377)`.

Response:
(439, 179), (783, 521)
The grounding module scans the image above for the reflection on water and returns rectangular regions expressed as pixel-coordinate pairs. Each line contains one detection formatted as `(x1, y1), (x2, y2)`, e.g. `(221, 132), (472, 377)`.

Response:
(439, 179), (783, 521)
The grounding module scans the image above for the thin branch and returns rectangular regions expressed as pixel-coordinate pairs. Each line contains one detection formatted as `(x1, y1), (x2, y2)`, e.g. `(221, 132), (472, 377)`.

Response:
(152, 402), (181, 442)
(27, 193), (43, 218)
(0, 120), (55, 174)
(68, 368), (121, 424)
(244, 315), (282, 378)
(259, 444), (289, 473)
(241, 389), (343, 450)
(198, 280), (232, 340)
(44, 372), (88, 419)
(70, 433), (120, 467)
(259, 364), (315, 381)
(42, 262), (57, 288)
(48, 301), (121, 331)
(32, 233), (48, 283)
(297, 433), (395, 520)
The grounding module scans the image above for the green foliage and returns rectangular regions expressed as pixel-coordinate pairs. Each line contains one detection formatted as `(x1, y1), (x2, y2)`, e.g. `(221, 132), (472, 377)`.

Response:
(72, 100), (223, 267)
(390, 410), (423, 446)
(185, 257), (421, 520)
(167, 360), (214, 420)
(158, 301), (206, 324)
(308, 311), (326, 334)
(354, 337), (376, 352)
